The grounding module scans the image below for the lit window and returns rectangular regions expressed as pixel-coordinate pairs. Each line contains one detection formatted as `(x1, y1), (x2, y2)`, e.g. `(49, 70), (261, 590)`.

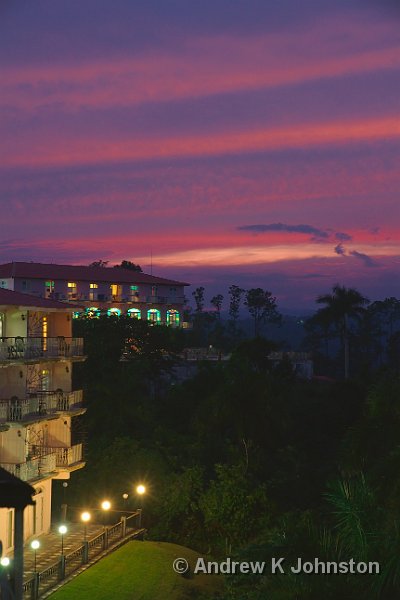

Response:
(67, 282), (77, 288)
(130, 285), (138, 291)
(90, 283), (98, 289)
(127, 308), (141, 319)
(0, 281), (7, 289)
(86, 307), (100, 318)
(167, 309), (180, 326)
(42, 316), (48, 351)
(72, 311), (81, 319)
(107, 308), (121, 317)
(147, 308), (161, 323)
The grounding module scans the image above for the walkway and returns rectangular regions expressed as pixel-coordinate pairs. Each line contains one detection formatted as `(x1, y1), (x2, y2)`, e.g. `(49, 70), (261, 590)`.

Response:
(22, 522), (105, 580)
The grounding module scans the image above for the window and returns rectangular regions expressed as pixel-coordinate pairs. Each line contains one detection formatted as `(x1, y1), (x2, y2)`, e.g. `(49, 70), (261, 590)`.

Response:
(127, 308), (141, 319)
(167, 309), (180, 326)
(45, 280), (54, 298)
(147, 308), (161, 323)
(130, 285), (139, 301)
(42, 316), (48, 351)
(67, 282), (77, 299)
(89, 283), (98, 301)
(151, 286), (158, 297)
(41, 369), (50, 391)
(1, 280), (8, 289)
(107, 308), (121, 317)
(86, 307), (100, 318)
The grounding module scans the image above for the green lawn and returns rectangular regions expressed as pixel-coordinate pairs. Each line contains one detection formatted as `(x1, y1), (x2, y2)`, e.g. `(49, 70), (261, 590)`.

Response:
(50, 541), (223, 600)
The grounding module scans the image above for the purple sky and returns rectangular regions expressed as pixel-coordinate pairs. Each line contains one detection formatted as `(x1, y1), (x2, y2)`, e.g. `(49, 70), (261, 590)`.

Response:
(1, 0), (400, 311)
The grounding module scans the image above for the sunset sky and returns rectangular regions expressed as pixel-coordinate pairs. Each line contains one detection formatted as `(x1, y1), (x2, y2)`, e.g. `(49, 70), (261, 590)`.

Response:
(1, 0), (400, 311)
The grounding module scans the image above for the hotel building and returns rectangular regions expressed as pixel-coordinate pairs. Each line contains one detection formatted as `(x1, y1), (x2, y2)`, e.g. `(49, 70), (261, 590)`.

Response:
(0, 289), (85, 552)
(0, 262), (189, 326)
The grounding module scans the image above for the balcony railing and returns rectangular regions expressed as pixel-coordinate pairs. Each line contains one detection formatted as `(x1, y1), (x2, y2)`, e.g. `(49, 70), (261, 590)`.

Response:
(0, 390), (84, 423)
(0, 454), (57, 481)
(0, 337), (84, 361)
(49, 443), (83, 467)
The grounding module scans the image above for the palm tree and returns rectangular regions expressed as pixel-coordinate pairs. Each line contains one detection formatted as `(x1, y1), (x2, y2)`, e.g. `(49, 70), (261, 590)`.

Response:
(316, 284), (369, 379)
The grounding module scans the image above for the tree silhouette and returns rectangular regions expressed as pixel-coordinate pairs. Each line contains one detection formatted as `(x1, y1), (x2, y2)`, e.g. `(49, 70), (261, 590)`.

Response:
(244, 288), (281, 336)
(316, 284), (369, 379)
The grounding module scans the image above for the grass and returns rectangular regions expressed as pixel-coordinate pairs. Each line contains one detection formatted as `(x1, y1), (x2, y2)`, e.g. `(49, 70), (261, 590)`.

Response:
(50, 540), (223, 600)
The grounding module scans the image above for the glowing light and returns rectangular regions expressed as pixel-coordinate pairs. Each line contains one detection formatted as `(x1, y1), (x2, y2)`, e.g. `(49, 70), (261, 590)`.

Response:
(136, 484), (146, 495)
(101, 500), (111, 511)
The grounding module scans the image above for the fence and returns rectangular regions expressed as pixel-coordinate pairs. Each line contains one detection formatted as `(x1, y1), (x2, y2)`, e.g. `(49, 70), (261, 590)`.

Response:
(22, 513), (144, 600)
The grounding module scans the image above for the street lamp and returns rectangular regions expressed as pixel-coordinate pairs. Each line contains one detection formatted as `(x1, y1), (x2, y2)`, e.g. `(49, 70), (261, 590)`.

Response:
(0, 557), (10, 567)
(101, 500), (111, 527)
(135, 484), (146, 528)
(81, 511), (91, 541)
(58, 525), (67, 555)
(30, 540), (40, 573)
(136, 484), (146, 496)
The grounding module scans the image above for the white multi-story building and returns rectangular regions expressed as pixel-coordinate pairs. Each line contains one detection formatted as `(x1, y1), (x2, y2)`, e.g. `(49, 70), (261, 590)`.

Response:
(0, 288), (85, 553)
(0, 262), (189, 326)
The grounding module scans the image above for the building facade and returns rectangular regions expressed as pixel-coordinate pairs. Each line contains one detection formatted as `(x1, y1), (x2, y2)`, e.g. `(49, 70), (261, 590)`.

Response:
(0, 262), (189, 326)
(0, 289), (85, 554)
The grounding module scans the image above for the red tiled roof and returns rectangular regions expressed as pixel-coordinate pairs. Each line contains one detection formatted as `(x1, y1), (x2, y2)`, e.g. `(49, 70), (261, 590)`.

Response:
(0, 288), (79, 310)
(0, 262), (189, 287)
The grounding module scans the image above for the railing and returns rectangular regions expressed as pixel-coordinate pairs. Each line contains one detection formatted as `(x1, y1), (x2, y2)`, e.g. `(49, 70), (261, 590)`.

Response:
(0, 454), (57, 482)
(23, 515), (145, 599)
(43, 443), (83, 467)
(0, 390), (84, 423)
(0, 337), (84, 361)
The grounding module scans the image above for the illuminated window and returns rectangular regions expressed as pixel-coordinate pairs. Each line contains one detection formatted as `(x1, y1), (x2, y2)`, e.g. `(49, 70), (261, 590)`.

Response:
(127, 308), (141, 319)
(89, 283), (98, 288)
(147, 308), (161, 323)
(41, 369), (50, 391)
(72, 311), (81, 319)
(42, 316), (48, 351)
(167, 309), (180, 326)
(45, 280), (54, 298)
(86, 307), (100, 318)
(67, 282), (77, 299)
(107, 308), (121, 317)
(0, 281), (7, 289)
(130, 285), (139, 301)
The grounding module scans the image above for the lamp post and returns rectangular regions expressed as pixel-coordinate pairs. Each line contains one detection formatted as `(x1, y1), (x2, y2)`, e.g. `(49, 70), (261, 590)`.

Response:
(101, 500), (111, 527)
(81, 511), (91, 541)
(122, 493), (128, 510)
(135, 484), (146, 528)
(30, 540), (40, 573)
(58, 525), (67, 555)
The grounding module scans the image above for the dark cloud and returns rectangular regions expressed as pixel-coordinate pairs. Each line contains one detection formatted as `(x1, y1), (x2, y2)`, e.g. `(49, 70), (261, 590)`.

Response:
(237, 223), (329, 238)
(334, 243), (346, 255)
(335, 231), (353, 241)
(349, 250), (376, 267)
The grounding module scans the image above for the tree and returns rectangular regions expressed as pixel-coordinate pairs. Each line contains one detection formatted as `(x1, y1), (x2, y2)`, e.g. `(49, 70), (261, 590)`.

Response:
(210, 294), (224, 319)
(244, 288), (281, 336)
(228, 285), (244, 324)
(88, 260), (109, 267)
(113, 260), (142, 272)
(316, 285), (369, 379)
(192, 286), (205, 313)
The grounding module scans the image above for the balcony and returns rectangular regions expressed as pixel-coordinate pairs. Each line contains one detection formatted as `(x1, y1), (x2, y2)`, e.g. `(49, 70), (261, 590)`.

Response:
(47, 443), (83, 467)
(0, 390), (84, 424)
(0, 453), (57, 482)
(0, 337), (84, 362)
